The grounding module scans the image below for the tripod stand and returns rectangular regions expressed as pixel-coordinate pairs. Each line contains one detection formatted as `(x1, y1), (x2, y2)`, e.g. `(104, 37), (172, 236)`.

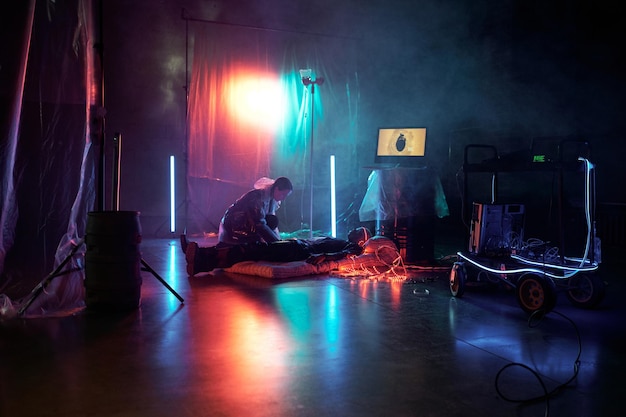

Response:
(141, 258), (184, 303)
(17, 238), (85, 316)
(17, 230), (184, 316)
(19, 134), (184, 316)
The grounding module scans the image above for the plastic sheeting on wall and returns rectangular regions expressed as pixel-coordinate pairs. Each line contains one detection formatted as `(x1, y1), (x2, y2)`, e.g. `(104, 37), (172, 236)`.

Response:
(0, 0), (99, 318)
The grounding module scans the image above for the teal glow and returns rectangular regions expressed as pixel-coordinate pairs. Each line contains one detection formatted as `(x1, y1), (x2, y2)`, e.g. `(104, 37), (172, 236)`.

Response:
(272, 70), (325, 188)
(330, 154), (336, 238)
(324, 285), (340, 351)
(274, 288), (312, 341)
(170, 155), (175, 233)
(273, 285), (342, 357)
(166, 242), (180, 310)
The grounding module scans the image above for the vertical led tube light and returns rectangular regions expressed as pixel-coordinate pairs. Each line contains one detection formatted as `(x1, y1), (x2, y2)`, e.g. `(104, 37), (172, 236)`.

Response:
(330, 154), (336, 238)
(170, 155), (175, 233)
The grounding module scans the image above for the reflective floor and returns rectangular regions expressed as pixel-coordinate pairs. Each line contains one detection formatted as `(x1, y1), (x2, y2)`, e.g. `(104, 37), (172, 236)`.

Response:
(1, 237), (625, 417)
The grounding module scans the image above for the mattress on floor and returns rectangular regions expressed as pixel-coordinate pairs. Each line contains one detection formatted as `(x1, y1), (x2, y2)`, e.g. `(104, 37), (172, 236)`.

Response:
(223, 253), (388, 279)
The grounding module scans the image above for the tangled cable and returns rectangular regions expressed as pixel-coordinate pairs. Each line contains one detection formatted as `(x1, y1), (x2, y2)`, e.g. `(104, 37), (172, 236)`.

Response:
(494, 310), (582, 417)
(332, 244), (408, 280)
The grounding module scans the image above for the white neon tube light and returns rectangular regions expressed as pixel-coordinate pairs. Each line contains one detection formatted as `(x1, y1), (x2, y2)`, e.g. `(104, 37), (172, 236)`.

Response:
(330, 154), (336, 238)
(170, 155), (175, 233)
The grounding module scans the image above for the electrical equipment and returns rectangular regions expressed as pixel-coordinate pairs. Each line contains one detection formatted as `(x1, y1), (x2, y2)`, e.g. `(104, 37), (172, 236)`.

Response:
(469, 203), (525, 256)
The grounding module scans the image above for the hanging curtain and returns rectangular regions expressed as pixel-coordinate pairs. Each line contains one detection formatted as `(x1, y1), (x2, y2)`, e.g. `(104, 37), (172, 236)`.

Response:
(186, 20), (360, 235)
(0, 0), (98, 318)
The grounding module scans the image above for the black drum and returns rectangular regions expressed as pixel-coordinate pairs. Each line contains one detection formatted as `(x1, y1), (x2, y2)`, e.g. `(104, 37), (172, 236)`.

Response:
(84, 211), (142, 311)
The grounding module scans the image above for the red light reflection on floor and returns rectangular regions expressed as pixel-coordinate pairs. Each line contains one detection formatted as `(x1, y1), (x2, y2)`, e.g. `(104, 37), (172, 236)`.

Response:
(187, 286), (294, 412)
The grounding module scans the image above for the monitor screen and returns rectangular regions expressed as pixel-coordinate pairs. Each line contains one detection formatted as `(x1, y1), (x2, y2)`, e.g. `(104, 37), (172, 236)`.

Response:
(375, 127), (426, 165)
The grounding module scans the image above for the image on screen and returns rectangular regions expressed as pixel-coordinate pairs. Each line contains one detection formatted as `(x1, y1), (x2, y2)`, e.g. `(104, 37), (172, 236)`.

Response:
(376, 128), (426, 157)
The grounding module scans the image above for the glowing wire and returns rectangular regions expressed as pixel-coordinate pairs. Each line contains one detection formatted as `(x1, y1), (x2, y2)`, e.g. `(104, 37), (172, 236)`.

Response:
(461, 158), (598, 281)
(578, 157), (594, 267)
(457, 252), (594, 280)
(334, 244), (408, 280)
(510, 254), (598, 271)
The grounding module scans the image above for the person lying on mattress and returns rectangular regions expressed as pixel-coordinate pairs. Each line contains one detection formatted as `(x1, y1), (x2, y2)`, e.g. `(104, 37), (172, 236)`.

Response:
(181, 227), (373, 276)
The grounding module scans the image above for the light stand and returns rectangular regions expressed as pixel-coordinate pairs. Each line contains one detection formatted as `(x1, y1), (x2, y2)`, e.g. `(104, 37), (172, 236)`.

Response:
(108, 132), (184, 305)
(299, 69), (324, 239)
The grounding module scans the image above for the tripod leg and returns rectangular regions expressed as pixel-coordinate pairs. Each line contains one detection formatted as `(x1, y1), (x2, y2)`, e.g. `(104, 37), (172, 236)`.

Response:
(18, 238), (85, 316)
(140, 259), (184, 303)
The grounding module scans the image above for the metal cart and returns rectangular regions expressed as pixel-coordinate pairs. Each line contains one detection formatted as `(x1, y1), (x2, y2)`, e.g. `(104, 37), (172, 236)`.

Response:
(450, 140), (605, 314)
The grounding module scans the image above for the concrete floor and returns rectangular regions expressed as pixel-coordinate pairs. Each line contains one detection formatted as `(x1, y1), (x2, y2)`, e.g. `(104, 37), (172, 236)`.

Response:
(1, 237), (624, 417)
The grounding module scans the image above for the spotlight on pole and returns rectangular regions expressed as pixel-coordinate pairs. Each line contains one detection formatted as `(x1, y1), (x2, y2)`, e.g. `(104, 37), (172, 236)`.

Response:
(299, 69), (324, 87)
(299, 68), (312, 85)
(299, 69), (324, 238)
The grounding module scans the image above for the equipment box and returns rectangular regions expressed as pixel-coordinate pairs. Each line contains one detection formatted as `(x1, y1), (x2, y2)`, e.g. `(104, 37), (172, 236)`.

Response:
(469, 203), (525, 256)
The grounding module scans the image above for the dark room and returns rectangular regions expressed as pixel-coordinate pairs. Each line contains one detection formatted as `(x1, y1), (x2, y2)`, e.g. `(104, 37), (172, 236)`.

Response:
(1, 0), (625, 416)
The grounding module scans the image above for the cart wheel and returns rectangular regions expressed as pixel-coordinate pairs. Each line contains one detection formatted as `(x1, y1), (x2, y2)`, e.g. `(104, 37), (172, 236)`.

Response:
(450, 262), (467, 297)
(566, 273), (606, 309)
(516, 273), (557, 315)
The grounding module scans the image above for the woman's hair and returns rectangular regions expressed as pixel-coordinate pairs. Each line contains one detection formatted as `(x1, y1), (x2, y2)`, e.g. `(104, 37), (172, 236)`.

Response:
(272, 177), (293, 192)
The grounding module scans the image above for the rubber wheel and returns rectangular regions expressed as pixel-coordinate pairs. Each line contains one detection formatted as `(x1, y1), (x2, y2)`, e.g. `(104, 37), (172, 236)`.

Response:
(516, 273), (557, 315)
(566, 273), (606, 309)
(450, 262), (467, 297)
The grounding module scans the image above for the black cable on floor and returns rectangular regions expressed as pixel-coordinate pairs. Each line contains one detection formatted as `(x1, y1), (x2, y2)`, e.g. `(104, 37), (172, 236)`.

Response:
(494, 310), (582, 417)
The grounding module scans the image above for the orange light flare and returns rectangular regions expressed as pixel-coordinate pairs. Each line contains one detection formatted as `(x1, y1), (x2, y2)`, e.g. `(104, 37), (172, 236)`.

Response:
(227, 70), (286, 133)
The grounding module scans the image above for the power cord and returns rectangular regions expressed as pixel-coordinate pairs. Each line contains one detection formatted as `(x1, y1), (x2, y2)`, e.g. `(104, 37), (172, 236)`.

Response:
(494, 310), (582, 417)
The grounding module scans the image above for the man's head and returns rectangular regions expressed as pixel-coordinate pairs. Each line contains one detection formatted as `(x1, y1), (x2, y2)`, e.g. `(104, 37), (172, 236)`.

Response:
(347, 227), (372, 247)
